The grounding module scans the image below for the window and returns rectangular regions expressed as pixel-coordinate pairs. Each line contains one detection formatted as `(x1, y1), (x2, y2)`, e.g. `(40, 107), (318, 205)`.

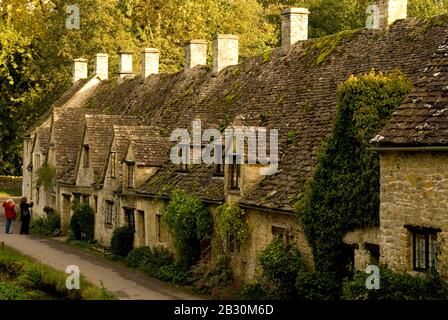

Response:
(36, 188), (40, 205)
(405, 225), (440, 271)
(127, 162), (135, 188)
(110, 151), (116, 178)
(73, 193), (81, 203)
(229, 154), (240, 190)
(82, 194), (89, 204)
(176, 144), (189, 172)
(214, 152), (225, 177)
(272, 226), (292, 245)
(105, 201), (113, 225)
(226, 233), (240, 253)
(83, 144), (89, 168)
(365, 242), (380, 265)
(125, 208), (135, 231)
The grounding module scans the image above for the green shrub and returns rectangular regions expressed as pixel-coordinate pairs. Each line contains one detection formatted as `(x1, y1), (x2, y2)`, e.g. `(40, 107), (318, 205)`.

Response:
(216, 203), (250, 246)
(31, 213), (61, 237)
(163, 189), (212, 269)
(0, 280), (29, 300)
(296, 271), (340, 300)
(110, 227), (134, 257)
(257, 237), (304, 299)
(69, 202), (95, 242)
(342, 267), (448, 300)
(191, 255), (233, 295)
(126, 245), (189, 285)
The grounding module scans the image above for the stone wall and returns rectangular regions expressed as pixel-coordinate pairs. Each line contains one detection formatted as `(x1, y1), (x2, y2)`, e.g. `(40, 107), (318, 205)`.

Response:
(222, 208), (315, 281)
(0, 176), (22, 194)
(379, 151), (448, 277)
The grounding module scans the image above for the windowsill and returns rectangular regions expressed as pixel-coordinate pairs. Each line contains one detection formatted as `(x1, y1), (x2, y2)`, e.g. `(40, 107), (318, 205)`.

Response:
(227, 189), (241, 195)
(212, 176), (224, 180)
(104, 223), (113, 228)
(176, 172), (188, 176)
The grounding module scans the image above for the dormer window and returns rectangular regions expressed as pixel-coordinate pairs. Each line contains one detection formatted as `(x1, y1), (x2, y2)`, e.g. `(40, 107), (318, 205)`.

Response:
(83, 144), (90, 168)
(110, 151), (116, 178)
(229, 154), (240, 190)
(176, 143), (189, 173)
(126, 160), (135, 188)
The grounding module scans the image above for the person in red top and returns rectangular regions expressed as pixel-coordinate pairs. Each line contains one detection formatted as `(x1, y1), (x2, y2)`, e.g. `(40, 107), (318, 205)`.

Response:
(2, 199), (17, 234)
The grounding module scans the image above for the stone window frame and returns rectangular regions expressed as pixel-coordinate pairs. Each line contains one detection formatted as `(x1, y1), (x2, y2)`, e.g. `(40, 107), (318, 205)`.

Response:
(83, 144), (90, 168)
(126, 160), (135, 189)
(124, 207), (135, 232)
(228, 154), (241, 190)
(105, 200), (114, 225)
(405, 225), (441, 272)
(110, 151), (116, 178)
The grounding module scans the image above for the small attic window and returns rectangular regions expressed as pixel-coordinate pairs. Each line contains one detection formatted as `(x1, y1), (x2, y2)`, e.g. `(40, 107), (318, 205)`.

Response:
(176, 143), (189, 173)
(83, 144), (90, 168)
(126, 160), (135, 188)
(110, 151), (116, 178)
(229, 154), (240, 190)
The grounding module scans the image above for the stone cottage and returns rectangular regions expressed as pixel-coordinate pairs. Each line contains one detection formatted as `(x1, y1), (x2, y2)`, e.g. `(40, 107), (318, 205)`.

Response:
(22, 0), (448, 280)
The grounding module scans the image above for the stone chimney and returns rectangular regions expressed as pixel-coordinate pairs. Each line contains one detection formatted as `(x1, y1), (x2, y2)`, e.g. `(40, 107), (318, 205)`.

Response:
(73, 58), (88, 83)
(118, 51), (134, 80)
(213, 35), (239, 74)
(282, 8), (310, 49)
(185, 40), (207, 70)
(141, 48), (159, 78)
(95, 53), (109, 80)
(378, 0), (407, 28)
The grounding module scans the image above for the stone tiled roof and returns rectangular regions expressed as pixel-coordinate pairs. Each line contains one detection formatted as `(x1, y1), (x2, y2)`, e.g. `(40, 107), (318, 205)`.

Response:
(128, 133), (169, 167)
(50, 16), (448, 210)
(33, 120), (51, 155)
(53, 108), (87, 184)
(83, 115), (142, 185)
(375, 37), (448, 146)
(112, 126), (157, 163)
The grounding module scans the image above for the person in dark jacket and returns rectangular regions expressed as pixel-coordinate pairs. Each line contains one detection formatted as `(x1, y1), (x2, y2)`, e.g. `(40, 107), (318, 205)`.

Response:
(2, 199), (16, 234)
(20, 197), (33, 235)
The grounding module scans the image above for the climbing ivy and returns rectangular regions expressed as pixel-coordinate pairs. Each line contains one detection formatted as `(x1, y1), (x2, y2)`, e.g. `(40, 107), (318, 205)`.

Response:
(35, 163), (56, 194)
(163, 189), (213, 269)
(296, 70), (413, 275)
(215, 203), (251, 246)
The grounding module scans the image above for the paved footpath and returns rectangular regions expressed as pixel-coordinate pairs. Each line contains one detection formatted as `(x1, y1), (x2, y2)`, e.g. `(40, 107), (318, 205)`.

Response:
(0, 197), (200, 300)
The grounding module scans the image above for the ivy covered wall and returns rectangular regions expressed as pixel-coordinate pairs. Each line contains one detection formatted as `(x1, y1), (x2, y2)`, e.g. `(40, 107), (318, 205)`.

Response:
(296, 70), (413, 274)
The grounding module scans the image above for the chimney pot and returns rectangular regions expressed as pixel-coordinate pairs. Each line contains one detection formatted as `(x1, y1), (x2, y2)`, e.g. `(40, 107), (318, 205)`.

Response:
(185, 40), (207, 70)
(378, 0), (407, 28)
(118, 51), (134, 80)
(282, 7), (309, 48)
(95, 53), (109, 80)
(213, 35), (239, 74)
(141, 48), (159, 78)
(73, 58), (88, 83)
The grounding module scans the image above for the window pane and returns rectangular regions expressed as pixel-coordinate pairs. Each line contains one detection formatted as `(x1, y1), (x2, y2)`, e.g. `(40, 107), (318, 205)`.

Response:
(429, 233), (437, 268)
(415, 233), (426, 269)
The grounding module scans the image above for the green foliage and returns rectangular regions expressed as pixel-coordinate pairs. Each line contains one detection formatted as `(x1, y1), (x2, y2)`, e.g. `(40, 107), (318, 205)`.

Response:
(125, 245), (189, 285)
(257, 237), (304, 299)
(216, 203), (251, 245)
(163, 189), (212, 269)
(110, 227), (134, 257)
(191, 255), (233, 295)
(297, 70), (412, 275)
(296, 271), (340, 300)
(342, 267), (448, 300)
(35, 163), (56, 194)
(0, 245), (115, 300)
(69, 202), (95, 242)
(30, 212), (61, 237)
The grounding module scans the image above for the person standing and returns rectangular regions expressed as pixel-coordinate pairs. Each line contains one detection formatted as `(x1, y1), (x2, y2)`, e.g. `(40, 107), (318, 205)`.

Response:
(20, 197), (33, 235)
(2, 199), (17, 234)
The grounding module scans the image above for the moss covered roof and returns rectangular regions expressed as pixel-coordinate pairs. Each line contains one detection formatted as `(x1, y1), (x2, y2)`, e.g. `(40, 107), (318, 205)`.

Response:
(46, 15), (448, 210)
